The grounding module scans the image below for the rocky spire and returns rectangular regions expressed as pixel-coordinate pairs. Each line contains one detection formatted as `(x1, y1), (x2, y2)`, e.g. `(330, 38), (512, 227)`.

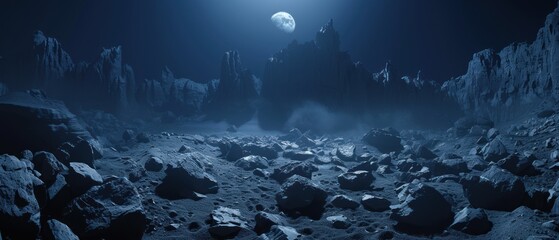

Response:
(315, 19), (340, 52)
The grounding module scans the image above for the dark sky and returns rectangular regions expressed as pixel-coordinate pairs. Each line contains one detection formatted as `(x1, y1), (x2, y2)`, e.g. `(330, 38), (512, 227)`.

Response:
(0, 0), (557, 82)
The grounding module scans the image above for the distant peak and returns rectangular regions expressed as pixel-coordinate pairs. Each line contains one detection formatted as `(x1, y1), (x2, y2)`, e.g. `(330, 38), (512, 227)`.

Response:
(315, 19), (340, 51)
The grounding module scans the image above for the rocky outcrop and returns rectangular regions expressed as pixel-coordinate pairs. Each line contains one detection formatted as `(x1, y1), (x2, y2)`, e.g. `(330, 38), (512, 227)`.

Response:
(3, 31), (137, 113)
(0, 90), (102, 157)
(138, 67), (217, 116)
(208, 50), (260, 125)
(443, 4), (559, 121)
(259, 20), (459, 130)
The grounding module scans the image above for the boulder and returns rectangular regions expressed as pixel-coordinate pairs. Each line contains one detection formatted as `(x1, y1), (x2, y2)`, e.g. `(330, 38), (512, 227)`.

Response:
(337, 170), (375, 191)
(43, 219), (79, 240)
(330, 195), (360, 210)
(391, 181), (453, 234)
(278, 128), (303, 142)
(234, 155), (269, 171)
(275, 176), (328, 219)
(460, 166), (527, 211)
(61, 177), (147, 240)
(0, 155), (41, 239)
(243, 143), (278, 160)
(270, 162), (318, 182)
(326, 215), (351, 229)
(336, 144), (356, 161)
(66, 162), (103, 195)
(32, 151), (68, 184)
(362, 129), (403, 153)
(413, 145), (437, 160)
(481, 139), (508, 162)
(450, 207), (492, 235)
(144, 156), (164, 172)
(254, 212), (287, 234)
(283, 150), (315, 161)
(208, 207), (249, 239)
(361, 195), (391, 212)
(258, 225), (300, 240)
(156, 157), (218, 200)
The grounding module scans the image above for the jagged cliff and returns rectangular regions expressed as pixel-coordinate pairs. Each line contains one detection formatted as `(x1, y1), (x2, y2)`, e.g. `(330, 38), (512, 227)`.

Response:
(260, 20), (458, 130)
(443, 3), (559, 120)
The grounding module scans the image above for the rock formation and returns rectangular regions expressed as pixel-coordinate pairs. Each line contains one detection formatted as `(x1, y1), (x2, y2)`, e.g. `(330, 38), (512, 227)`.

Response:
(259, 19), (459, 130)
(443, 5), (559, 121)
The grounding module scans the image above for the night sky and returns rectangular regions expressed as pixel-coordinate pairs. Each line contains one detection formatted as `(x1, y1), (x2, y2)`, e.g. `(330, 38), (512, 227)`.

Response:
(0, 0), (556, 83)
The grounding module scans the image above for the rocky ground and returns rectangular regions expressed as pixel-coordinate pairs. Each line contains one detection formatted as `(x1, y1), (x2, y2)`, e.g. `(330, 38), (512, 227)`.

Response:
(4, 106), (556, 239)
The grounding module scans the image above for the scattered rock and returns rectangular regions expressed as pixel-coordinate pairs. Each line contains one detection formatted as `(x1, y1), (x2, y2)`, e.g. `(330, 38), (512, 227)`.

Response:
(330, 195), (360, 210)
(259, 225), (300, 240)
(208, 207), (248, 239)
(326, 215), (351, 229)
(413, 145), (437, 160)
(32, 151), (68, 184)
(136, 132), (150, 143)
(156, 157), (218, 200)
(336, 144), (356, 161)
(391, 181), (453, 234)
(270, 162), (318, 182)
(276, 176), (328, 219)
(122, 129), (135, 142)
(487, 128), (500, 140)
(481, 139), (508, 162)
(283, 150), (315, 161)
(66, 162), (103, 195)
(460, 166), (527, 211)
(278, 129), (303, 142)
(234, 155), (269, 171)
(243, 143), (278, 160)
(178, 145), (192, 153)
(361, 195), (391, 212)
(62, 177), (147, 239)
(362, 128), (403, 153)
(144, 156), (164, 172)
(338, 170), (375, 191)
(450, 207), (492, 235)
(254, 212), (287, 234)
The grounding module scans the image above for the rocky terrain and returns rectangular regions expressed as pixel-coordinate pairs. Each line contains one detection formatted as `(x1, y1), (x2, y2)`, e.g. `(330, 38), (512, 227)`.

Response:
(2, 2), (559, 240)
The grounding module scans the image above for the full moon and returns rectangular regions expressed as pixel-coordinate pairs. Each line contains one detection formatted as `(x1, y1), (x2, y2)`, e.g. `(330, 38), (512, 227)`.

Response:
(271, 12), (296, 33)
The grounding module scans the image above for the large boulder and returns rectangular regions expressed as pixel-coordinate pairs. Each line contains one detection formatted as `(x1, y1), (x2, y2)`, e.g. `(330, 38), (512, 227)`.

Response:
(0, 91), (102, 158)
(254, 212), (287, 234)
(362, 128), (403, 153)
(0, 155), (41, 240)
(460, 166), (527, 211)
(234, 155), (269, 171)
(481, 139), (509, 162)
(32, 151), (68, 184)
(61, 177), (147, 240)
(156, 157), (218, 199)
(275, 176), (328, 219)
(66, 162), (103, 195)
(391, 181), (454, 234)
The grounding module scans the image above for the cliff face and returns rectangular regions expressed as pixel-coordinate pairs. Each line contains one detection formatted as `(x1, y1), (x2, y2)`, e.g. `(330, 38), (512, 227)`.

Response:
(2, 31), (136, 113)
(260, 20), (458, 130)
(443, 3), (559, 120)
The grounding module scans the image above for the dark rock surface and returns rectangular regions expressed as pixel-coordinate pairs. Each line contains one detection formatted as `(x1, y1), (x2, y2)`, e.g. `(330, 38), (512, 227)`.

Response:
(442, 5), (559, 121)
(460, 166), (527, 211)
(0, 91), (102, 157)
(276, 176), (328, 219)
(337, 170), (375, 191)
(0, 155), (41, 240)
(43, 219), (79, 240)
(156, 156), (218, 199)
(208, 207), (249, 239)
(61, 177), (147, 240)
(450, 207), (493, 235)
(362, 128), (403, 153)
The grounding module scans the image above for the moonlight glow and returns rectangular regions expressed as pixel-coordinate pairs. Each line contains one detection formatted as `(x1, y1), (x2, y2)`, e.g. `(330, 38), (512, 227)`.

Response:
(271, 12), (296, 33)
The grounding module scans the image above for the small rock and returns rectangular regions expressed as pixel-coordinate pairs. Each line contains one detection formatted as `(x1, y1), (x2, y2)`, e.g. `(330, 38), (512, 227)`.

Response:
(283, 150), (315, 161)
(165, 223), (181, 231)
(136, 132), (150, 143)
(254, 212), (287, 234)
(270, 162), (318, 182)
(144, 156), (164, 172)
(338, 171), (375, 191)
(362, 128), (403, 153)
(208, 207), (248, 239)
(450, 207), (492, 235)
(234, 155), (269, 171)
(178, 145), (192, 153)
(336, 144), (356, 161)
(326, 215), (351, 229)
(361, 195), (390, 212)
(330, 195), (360, 210)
